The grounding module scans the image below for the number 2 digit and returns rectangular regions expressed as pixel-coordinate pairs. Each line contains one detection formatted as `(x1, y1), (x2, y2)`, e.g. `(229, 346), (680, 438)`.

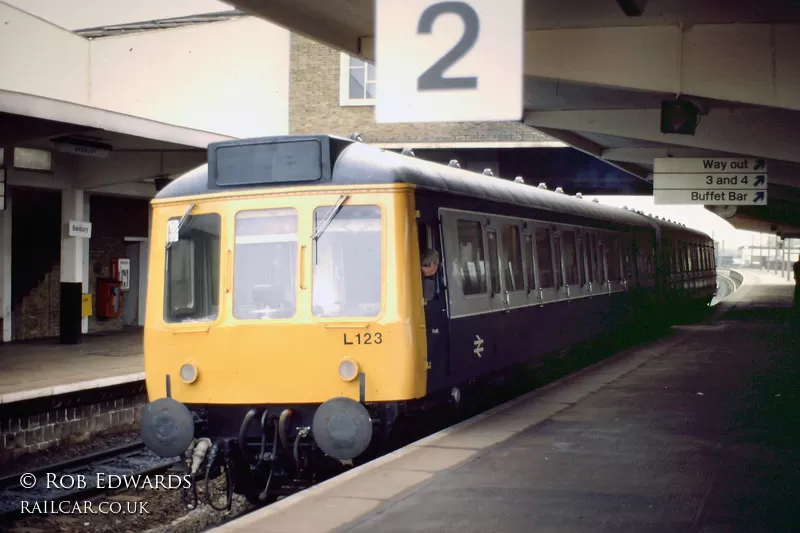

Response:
(417, 1), (480, 91)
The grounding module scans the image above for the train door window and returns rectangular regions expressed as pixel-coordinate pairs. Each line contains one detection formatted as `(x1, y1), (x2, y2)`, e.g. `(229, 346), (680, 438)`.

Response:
(233, 208), (298, 320)
(585, 232), (595, 284)
(562, 230), (580, 287)
(524, 233), (535, 290)
(164, 213), (221, 323)
(500, 224), (524, 292)
(418, 221), (437, 301)
(535, 227), (554, 288)
(456, 219), (487, 296)
(553, 232), (564, 289)
(312, 205), (382, 318)
(417, 221), (433, 253)
(486, 230), (501, 294)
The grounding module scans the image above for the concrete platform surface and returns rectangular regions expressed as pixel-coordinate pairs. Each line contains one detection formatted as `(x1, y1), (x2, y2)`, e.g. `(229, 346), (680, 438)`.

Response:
(0, 328), (143, 404)
(215, 268), (800, 533)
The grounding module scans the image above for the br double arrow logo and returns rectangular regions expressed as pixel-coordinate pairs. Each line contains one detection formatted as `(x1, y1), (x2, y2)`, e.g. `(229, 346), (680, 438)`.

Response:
(473, 335), (484, 358)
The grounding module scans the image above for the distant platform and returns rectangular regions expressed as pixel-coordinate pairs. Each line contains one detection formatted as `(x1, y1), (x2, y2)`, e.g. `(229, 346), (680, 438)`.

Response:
(0, 328), (143, 405)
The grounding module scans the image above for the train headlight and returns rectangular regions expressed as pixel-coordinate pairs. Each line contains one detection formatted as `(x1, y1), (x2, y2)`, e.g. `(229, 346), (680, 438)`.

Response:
(338, 359), (359, 382)
(179, 363), (198, 384)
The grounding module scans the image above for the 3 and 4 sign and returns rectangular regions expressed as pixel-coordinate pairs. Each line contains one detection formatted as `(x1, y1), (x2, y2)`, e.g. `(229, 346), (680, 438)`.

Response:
(375, 0), (523, 123)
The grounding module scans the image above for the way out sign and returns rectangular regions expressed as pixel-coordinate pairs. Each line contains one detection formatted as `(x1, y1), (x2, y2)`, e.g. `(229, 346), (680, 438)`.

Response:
(375, 0), (524, 123)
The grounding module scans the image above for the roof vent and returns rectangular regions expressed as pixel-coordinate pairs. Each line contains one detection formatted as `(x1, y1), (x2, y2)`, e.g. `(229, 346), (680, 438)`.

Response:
(401, 148), (416, 157)
(448, 159), (461, 168)
(514, 176), (525, 184)
(349, 132), (363, 142)
(482, 168), (494, 176)
(575, 192), (583, 199)
(537, 182), (547, 189)
(592, 198), (599, 203)
(555, 187), (564, 194)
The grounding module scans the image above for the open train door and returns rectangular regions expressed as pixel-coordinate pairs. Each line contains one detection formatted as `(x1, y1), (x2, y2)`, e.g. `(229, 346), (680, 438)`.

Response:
(416, 205), (452, 394)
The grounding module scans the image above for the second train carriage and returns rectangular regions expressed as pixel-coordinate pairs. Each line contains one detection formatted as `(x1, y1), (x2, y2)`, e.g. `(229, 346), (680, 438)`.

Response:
(139, 134), (716, 503)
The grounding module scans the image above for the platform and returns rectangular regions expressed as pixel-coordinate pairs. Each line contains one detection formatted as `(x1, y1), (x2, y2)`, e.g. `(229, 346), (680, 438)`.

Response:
(215, 268), (800, 533)
(0, 328), (143, 404)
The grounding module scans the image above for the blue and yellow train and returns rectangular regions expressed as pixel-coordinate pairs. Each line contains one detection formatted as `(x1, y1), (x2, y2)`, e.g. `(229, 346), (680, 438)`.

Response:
(140, 134), (716, 504)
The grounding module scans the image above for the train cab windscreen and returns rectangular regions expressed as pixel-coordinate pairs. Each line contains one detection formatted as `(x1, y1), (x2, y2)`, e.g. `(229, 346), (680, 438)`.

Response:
(312, 205), (382, 318)
(233, 208), (298, 320)
(164, 213), (221, 323)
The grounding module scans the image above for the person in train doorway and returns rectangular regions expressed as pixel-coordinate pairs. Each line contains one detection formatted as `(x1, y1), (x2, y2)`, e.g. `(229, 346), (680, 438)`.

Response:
(421, 249), (440, 302)
(794, 254), (800, 307)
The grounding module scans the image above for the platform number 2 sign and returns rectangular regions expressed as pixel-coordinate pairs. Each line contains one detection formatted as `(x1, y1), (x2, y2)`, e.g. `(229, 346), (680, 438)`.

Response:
(376, 0), (523, 124)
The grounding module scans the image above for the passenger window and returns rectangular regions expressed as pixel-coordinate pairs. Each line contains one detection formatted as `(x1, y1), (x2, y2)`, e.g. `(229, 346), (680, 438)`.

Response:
(562, 230), (580, 286)
(312, 205), (382, 318)
(585, 234), (595, 283)
(456, 219), (488, 296)
(606, 236), (621, 282)
(501, 224), (524, 291)
(524, 234), (535, 290)
(487, 230), (501, 294)
(233, 208), (297, 320)
(535, 228), (554, 288)
(553, 233), (563, 288)
(164, 213), (221, 323)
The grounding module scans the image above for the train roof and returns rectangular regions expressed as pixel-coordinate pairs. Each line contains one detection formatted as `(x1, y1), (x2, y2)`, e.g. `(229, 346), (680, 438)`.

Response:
(156, 134), (711, 242)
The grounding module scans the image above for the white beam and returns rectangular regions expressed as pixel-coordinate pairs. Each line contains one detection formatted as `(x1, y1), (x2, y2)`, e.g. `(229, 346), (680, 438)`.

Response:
(0, 90), (234, 149)
(524, 107), (800, 164)
(524, 24), (800, 111)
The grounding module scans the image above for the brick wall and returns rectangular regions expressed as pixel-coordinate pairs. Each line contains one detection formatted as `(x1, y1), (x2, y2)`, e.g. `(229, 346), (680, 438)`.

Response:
(289, 34), (554, 144)
(10, 187), (62, 341)
(0, 392), (146, 462)
(88, 195), (149, 333)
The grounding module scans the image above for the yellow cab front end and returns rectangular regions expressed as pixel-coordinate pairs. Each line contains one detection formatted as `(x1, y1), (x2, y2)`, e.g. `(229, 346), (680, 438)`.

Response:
(145, 184), (427, 404)
(140, 178), (429, 464)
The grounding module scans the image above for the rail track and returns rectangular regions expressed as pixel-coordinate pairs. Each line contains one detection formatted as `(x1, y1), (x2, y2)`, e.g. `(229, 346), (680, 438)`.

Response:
(0, 440), (179, 518)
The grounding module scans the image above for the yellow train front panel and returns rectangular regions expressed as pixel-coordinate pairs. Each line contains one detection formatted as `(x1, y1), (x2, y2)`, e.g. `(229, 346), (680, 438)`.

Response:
(144, 184), (428, 405)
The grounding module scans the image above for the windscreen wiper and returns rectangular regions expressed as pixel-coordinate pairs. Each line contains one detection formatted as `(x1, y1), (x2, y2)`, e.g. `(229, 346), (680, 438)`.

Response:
(166, 203), (196, 250)
(311, 195), (348, 242)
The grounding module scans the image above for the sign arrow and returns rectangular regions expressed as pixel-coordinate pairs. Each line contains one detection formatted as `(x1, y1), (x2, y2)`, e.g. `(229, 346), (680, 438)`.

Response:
(473, 335), (484, 358)
(754, 159), (766, 171)
(754, 191), (765, 203)
(754, 175), (765, 187)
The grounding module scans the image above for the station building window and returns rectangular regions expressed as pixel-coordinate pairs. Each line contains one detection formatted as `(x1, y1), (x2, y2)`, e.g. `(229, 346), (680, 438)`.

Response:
(233, 208), (298, 320)
(455, 220), (487, 296)
(340, 54), (377, 106)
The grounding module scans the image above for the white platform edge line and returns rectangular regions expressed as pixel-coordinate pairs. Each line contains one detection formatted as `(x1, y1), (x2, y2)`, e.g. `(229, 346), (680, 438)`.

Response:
(0, 372), (145, 404)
